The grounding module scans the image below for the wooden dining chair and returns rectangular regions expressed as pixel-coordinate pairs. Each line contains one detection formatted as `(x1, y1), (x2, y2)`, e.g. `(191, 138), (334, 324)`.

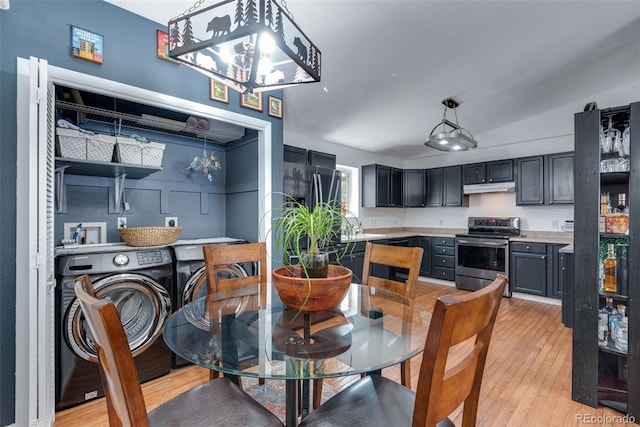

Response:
(203, 242), (268, 383)
(312, 242), (423, 408)
(73, 274), (283, 427)
(300, 275), (507, 427)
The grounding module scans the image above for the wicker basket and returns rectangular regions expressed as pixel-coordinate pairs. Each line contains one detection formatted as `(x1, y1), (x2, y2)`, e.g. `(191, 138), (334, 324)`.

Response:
(118, 226), (182, 247)
(86, 134), (116, 162)
(56, 128), (87, 159)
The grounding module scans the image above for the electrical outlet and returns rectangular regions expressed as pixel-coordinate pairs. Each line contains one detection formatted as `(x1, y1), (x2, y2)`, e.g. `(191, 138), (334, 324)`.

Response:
(165, 216), (178, 227)
(439, 218), (444, 225)
(551, 220), (559, 229)
(117, 217), (127, 229)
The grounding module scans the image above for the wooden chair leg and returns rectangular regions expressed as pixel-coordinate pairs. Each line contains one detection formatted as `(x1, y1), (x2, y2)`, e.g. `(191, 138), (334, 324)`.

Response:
(400, 360), (411, 389)
(312, 379), (323, 409)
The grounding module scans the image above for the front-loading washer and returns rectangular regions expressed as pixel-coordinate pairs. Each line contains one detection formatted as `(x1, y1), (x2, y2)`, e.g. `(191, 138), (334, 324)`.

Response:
(171, 237), (251, 368)
(55, 245), (173, 410)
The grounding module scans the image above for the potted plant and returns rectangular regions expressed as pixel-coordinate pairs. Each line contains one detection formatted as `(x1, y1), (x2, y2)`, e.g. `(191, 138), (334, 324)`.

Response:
(269, 196), (357, 312)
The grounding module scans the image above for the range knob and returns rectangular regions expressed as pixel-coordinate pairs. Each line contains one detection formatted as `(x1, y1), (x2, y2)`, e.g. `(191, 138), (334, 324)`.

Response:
(113, 253), (129, 266)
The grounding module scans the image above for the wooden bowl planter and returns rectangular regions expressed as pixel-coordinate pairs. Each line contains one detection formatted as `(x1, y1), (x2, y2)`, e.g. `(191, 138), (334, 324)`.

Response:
(272, 265), (353, 313)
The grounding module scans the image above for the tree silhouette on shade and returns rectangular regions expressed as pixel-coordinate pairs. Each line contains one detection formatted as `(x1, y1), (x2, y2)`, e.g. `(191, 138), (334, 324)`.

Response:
(182, 18), (195, 46)
(235, 0), (244, 27)
(275, 8), (284, 42)
(245, 0), (259, 25)
(169, 22), (180, 49)
(308, 45), (315, 68)
(265, 0), (274, 30)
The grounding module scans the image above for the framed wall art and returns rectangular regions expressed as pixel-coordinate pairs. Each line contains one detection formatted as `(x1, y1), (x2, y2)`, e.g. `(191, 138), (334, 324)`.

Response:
(210, 79), (229, 103)
(157, 30), (179, 64)
(71, 26), (103, 64)
(268, 96), (283, 119)
(240, 92), (263, 112)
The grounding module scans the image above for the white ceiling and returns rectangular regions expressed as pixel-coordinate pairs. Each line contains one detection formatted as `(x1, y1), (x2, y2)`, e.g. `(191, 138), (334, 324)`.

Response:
(106, 0), (640, 160)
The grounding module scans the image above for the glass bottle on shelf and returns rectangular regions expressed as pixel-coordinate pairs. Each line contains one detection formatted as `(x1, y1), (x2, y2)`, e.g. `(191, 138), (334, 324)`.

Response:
(609, 304), (626, 346)
(617, 193), (628, 214)
(615, 317), (629, 353)
(603, 297), (618, 342)
(603, 244), (617, 293)
(598, 309), (609, 346)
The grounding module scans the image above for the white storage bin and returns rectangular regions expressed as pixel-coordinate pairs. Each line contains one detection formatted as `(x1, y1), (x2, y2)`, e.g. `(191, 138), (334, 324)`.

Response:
(115, 136), (142, 165)
(141, 142), (165, 167)
(86, 134), (116, 162)
(56, 128), (86, 160)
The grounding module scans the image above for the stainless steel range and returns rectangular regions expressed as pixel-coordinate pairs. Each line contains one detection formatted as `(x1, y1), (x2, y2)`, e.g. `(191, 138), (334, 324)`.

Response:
(455, 217), (520, 297)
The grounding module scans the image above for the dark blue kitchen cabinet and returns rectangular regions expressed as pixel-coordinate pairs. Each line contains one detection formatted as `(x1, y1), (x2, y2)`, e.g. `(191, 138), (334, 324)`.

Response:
(403, 169), (426, 207)
(510, 242), (548, 296)
(362, 164), (403, 207)
(516, 153), (574, 205)
(464, 160), (514, 185)
(416, 237), (433, 277)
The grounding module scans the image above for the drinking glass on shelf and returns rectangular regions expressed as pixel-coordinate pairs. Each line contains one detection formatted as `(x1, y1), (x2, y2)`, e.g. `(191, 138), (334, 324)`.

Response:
(621, 125), (630, 157)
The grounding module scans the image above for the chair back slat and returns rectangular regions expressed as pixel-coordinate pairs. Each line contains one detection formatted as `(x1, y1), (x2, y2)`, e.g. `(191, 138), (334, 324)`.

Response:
(361, 242), (423, 298)
(74, 275), (150, 427)
(203, 242), (267, 304)
(413, 275), (507, 427)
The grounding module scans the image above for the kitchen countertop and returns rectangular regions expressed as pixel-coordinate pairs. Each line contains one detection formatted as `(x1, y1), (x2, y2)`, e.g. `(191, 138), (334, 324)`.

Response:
(343, 227), (573, 247)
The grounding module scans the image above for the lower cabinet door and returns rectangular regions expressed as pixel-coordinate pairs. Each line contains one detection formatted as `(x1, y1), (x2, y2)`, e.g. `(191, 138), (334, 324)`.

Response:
(510, 252), (547, 295)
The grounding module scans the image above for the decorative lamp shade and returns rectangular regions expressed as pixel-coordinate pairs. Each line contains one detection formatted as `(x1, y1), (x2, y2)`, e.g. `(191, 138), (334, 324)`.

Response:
(168, 0), (321, 93)
(424, 97), (478, 152)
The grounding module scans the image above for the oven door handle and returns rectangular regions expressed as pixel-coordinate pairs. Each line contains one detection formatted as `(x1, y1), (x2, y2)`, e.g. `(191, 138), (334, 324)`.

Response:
(456, 238), (508, 248)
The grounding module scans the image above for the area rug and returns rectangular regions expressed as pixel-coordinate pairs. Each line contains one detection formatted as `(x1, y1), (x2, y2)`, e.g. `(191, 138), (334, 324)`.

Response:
(241, 377), (337, 423)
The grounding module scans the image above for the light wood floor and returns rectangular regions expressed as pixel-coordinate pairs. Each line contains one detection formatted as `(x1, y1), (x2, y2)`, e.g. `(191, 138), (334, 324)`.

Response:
(55, 280), (633, 426)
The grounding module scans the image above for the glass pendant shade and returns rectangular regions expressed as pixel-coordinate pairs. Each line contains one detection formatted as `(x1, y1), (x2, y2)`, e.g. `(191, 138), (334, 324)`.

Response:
(424, 98), (478, 152)
(168, 0), (321, 93)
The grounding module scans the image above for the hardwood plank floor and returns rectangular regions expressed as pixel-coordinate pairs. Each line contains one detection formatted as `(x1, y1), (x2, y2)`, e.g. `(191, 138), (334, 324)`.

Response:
(54, 280), (634, 426)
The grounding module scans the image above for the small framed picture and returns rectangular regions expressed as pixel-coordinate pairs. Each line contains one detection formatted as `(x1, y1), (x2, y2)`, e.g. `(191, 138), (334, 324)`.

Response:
(268, 96), (283, 119)
(71, 26), (104, 64)
(210, 79), (229, 103)
(240, 92), (263, 112)
(157, 30), (179, 64)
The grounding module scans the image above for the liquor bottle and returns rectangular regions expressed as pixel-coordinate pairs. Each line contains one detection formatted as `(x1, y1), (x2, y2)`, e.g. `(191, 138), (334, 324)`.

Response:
(598, 309), (609, 346)
(615, 317), (629, 353)
(609, 304), (626, 345)
(617, 193), (628, 213)
(603, 244), (617, 293)
(603, 297), (618, 342)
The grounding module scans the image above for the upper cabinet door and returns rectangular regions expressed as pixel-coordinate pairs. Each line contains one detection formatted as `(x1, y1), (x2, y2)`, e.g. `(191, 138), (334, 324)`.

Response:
(404, 169), (426, 207)
(284, 145), (308, 164)
(487, 159), (514, 183)
(443, 165), (467, 207)
(390, 167), (404, 207)
(426, 168), (444, 207)
(463, 163), (487, 185)
(516, 156), (545, 205)
(308, 150), (337, 169)
(546, 152), (574, 204)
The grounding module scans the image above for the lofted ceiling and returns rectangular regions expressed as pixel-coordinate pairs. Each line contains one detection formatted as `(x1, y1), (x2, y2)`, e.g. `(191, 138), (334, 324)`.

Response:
(105, 0), (640, 160)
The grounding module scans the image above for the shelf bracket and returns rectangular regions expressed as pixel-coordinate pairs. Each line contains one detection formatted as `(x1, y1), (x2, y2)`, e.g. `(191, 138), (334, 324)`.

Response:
(54, 165), (71, 213)
(114, 173), (127, 213)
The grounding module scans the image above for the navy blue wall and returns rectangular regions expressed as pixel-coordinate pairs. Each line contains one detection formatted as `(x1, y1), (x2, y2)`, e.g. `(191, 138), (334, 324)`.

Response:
(0, 1), (283, 424)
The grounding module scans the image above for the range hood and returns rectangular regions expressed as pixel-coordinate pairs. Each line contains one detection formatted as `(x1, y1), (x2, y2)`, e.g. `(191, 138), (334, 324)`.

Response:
(463, 181), (516, 194)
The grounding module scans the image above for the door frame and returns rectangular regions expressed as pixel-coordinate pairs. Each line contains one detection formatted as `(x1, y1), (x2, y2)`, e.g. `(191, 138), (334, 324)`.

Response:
(15, 56), (273, 426)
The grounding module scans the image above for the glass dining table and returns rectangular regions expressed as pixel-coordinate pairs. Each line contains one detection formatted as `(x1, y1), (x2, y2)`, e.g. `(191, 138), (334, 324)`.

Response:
(163, 283), (431, 427)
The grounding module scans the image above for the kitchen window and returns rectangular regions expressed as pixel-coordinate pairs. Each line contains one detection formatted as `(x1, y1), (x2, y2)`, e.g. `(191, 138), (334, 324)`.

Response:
(337, 164), (358, 217)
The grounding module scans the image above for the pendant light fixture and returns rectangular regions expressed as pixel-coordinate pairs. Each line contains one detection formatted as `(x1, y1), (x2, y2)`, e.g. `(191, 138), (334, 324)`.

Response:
(425, 98), (478, 152)
(168, 0), (321, 94)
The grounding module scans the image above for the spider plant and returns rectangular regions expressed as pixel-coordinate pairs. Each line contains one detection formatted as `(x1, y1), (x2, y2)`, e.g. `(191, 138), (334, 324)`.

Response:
(272, 196), (356, 278)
